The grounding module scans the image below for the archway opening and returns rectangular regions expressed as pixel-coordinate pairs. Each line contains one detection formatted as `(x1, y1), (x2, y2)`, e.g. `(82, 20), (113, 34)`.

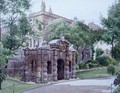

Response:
(69, 61), (72, 72)
(31, 60), (36, 73)
(47, 61), (52, 74)
(57, 59), (64, 80)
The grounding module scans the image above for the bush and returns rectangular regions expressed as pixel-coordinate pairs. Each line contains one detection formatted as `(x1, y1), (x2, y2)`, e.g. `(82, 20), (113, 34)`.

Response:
(79, 62), (86, 69)
(86, 60), (99, 68)
(109, 57), (118, 65)
(87, 60), (98, 64)
(78, 60), (99, 69)
(107, 64), (115, 75)
(76, 65), (79, 70)
(114, 74), (120, 86)
(96, 56), (117, 66)
(113, 86), (120, 93)
(96, 48), (104, 58)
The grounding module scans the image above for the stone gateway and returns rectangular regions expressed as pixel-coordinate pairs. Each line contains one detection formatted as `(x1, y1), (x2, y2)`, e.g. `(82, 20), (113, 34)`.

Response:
(22, 37), (76, 83)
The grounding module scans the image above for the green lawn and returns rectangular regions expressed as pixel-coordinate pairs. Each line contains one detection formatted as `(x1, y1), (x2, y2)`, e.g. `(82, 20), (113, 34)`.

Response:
(0, 79), (39, 93)
(76, 67), (112, 79)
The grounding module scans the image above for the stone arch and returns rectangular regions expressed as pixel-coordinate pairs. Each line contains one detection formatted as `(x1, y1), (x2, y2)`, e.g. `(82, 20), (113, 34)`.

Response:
(47, 61), (52, 74)
(57, 59), (64, 80)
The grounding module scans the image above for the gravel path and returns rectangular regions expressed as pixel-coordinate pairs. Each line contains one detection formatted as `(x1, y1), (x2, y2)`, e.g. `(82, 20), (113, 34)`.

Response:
(23, 77), (115, 93)
(24, 85), (112, 93)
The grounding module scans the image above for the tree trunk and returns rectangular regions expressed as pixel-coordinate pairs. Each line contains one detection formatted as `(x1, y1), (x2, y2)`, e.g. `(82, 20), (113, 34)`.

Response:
(81, 48), (85, 61)
(82, 50), (84, 60)
(91, 45), (95, 60)
(76, 46), (79, 64)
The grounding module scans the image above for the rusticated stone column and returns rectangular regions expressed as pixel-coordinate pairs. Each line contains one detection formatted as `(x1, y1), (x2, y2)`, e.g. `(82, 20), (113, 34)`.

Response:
(72, 52), (76, 78)
(64, 50), (70, 80)
(42, 60), (47, 83)
(52, 49), (58, 81)
(42, 49), (48, 83)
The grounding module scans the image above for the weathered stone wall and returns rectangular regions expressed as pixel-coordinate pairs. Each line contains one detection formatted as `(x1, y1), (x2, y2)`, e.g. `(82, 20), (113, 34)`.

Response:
(23, 39), (76, 83)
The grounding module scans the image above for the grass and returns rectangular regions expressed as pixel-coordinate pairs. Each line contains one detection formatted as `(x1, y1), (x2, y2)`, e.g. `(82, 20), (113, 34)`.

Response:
(76, 67), (112, 79)
(0, 78), (39, 93)
(1, 63), (120, 93)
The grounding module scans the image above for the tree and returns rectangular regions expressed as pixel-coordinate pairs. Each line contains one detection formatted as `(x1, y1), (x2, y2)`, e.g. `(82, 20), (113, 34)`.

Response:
(107, 64), (115, 75)
(44, 19), (70, 42)
(70, 21), (104, 60)
(101, 0), (120, 57)
(0, 0), (32, 89)
(1, 0), (32, 51)
(96, 48), (104, 58)
(112, 42), (120, 59)
(69, 21), (90, 61)
(0, 0), (6, 41)
(0, 42), (10, 89)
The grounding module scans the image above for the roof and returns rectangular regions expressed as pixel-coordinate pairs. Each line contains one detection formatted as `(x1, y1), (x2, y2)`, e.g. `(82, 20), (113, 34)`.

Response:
(29, 11), (73, 24)
(48, 39), (60, 44)
(48, 36), (70, 45)
(69, 45), (76, 52)
(48, 37), (76, 52)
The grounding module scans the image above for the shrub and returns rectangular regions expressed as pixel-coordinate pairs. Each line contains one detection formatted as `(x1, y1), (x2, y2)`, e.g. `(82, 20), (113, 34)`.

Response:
(86, 60), (99, 68)
(87, 60), (98, 64)
(109, 57), (118, 65)
(114, 74), (120, 86)
(96, 56), (109, 66)
(96, 56), (117, 66)
(79, 62), (86, 69)
(96, 48), (104, 58)
(107, 64), (115, 75)
(76, 65), (79, 70)
(113, 86), (120, 93)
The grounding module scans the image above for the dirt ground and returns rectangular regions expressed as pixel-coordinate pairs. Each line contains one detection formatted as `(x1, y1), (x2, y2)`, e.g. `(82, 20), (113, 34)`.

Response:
(23, 85), (111, 93)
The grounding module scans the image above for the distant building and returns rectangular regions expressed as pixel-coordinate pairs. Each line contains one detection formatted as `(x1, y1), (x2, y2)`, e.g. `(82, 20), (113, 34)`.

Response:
(27, 1), (73, 49)
(29, 1), (73, 28)
(88, 22), (101, 30)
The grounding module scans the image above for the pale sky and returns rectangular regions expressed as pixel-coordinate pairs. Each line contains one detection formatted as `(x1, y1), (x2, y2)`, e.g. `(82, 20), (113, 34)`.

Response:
(30, 0), (115, 26)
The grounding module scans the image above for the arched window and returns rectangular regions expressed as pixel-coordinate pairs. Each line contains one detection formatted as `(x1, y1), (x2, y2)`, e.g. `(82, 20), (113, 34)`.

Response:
(47, 61), (52, 74)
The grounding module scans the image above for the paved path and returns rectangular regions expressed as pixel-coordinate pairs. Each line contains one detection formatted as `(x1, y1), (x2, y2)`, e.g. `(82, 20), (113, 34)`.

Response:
(55, 77), (115, 86)
(23, 77), (115, 93)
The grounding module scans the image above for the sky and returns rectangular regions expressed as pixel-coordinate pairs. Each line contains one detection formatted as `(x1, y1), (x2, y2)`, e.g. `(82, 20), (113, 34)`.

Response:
(30, 0), (115, 26)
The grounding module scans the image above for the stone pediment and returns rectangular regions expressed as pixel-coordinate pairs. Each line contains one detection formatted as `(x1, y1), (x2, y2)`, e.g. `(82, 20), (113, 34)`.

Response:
(48, 37), (70, 51)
